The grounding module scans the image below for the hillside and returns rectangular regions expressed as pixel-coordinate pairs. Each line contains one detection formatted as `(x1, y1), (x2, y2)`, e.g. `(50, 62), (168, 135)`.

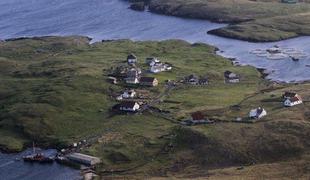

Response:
(137, 0), (310, 42)
(0, 37), (309, 178)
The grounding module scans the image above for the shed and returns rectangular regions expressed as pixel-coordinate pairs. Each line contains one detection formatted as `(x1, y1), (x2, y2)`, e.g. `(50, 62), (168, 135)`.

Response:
(140, 77), (159, 86)
(66, 153), (101, 166)
(249, 107), (267, 119)
(119, 101), (140, 112)
(127, 54), (137, 65)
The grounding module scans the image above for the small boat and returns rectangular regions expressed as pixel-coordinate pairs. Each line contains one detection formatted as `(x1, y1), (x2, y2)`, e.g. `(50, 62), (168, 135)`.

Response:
(22, 142), (54, 163)
(23, 154), (54, 163)
(290, 56), (299, 62)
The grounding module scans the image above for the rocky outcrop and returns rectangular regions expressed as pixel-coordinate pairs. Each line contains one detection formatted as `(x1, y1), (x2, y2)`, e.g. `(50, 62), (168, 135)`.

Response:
(130, 2), (146, 11)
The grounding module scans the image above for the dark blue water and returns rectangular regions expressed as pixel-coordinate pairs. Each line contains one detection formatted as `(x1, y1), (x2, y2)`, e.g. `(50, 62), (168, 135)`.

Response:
(0, 149), (80, 180)
(0, 0), (309, 179)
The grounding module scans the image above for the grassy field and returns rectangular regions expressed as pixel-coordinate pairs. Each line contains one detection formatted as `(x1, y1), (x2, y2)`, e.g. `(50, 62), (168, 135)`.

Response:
(146, 0), (310, 42)
(0, 36), (309, 178)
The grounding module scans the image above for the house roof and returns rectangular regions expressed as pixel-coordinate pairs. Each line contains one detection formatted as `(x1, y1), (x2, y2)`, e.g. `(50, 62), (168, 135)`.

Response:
(289, 96), (301, 102)
(283, 92), (297, 98)
(120, 101), (137, 109)
(191, 112), (205, 120)
(186, 74), (199, 82)
(127, 54), (137, 60)
(140, 77), (156, 83)
(224, 70), (232, 76)
(224, 71), (238, 78)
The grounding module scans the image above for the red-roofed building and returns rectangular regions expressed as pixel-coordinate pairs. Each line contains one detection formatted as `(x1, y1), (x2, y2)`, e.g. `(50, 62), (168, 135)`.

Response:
(190, 112), (207, 123)
(284, 95), (303, 107)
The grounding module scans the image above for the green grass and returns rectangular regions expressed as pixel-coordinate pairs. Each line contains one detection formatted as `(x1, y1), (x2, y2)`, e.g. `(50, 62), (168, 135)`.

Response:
(0, 36), (309, 178)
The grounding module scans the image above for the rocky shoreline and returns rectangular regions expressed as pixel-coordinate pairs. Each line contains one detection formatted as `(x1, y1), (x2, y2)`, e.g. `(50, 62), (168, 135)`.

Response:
(127, 0), (310, 42)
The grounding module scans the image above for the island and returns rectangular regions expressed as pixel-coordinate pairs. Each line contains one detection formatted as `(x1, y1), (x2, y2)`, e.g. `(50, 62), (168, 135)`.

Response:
(130, 0), (310, 42)
(0, 36), (309, 178)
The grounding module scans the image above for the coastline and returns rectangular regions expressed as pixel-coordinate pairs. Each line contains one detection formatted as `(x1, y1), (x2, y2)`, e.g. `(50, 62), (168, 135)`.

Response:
(128, 0), (310, 43)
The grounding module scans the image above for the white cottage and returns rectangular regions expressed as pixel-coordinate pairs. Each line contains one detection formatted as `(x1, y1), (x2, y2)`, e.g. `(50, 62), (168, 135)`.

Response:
(284, 96), (303, 107)
(117, 90), (137, 100)
(249, 107), (267, 119)
(146, 57), (160, 66)
(119, 102), (140, 112)
(224, 71), (240, 83)
(127, 54), (137, 65)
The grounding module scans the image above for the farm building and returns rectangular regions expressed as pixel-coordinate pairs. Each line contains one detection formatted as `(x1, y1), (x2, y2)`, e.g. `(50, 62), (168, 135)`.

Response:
(184, 74), (208, 85)
(199, 76), (209, 85)
(140, 77), (159, 87)
(224, 71), (240, 83)
(125, 68), (141, 84)
(117, 89), (137, 100)
(249, 107), (267, 119)
(66, 153), (101, 166)
(181, 112), (213, 125)
(127, 53), (138, 65)
(185, 74), (199, 85)
(146, 57), (160, 66)
(282, 92), (303, 107)
(284, 96), (303, 107)
(119, 101), (140, 112)
(150, 63), (172, 73)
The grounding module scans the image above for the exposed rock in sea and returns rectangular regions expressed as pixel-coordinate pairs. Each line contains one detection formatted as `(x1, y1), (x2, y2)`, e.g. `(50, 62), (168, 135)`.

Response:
(130, 2), (146, 11)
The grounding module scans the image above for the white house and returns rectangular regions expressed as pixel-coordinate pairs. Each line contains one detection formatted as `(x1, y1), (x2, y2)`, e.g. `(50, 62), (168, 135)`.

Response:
(119, 102), (140, 112)
(146, 57), (160, 66)
(224, 71), (240, 83)
(249, 107), (267, 119)
(117, 89), (136, 100)
(150, 63), (172, 73)
(284, 96), (303, 107)
(127, 54), (137, 65)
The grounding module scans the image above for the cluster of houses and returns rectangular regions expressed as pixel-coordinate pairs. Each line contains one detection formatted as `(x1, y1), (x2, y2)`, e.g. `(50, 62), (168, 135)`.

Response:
(247, 91), (303, 120)
(110, 54), (304, 122)
(180, 70), (240, 86)
(124, 54), (160, 86)
(111, 54), (173, 113)
(183, 91), (304, 125)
